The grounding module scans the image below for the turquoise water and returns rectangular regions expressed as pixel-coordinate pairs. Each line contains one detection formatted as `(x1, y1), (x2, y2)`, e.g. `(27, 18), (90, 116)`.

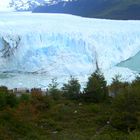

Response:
(118, 51), (140, 72)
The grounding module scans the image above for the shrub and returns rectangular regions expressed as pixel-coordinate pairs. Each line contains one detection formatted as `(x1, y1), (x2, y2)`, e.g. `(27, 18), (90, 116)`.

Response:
(0, 86), (18, 108)
(20, 94), (30, 103)
(111, 85), (140, 132)
(6, 93), (18, 108)
(0, 92), (7, 108)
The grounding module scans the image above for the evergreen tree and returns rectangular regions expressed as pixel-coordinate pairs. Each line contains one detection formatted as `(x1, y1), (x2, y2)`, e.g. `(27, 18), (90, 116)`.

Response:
(132, 75), (140, 86)
(84, 70), (108, 102)
(62, 76), (81, 100)
(0, 86), (8, 94)
(110, 74), (128, 97)
(48, 79), (61, 100)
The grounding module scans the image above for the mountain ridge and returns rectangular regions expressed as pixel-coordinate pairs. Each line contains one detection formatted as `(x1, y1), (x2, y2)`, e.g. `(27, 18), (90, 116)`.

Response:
(9, 0), (71, 11)
(33, 0), (140, 20)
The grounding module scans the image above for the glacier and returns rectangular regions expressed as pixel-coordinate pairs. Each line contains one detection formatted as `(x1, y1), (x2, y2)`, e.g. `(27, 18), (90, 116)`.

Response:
(0, 12), (140, 88)
(0, 0), (14, 11)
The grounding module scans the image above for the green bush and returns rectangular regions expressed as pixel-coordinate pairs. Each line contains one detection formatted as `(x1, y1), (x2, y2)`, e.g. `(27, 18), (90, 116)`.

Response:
(0, 92), (7, 108)
(31, 95), (51, 111)
(111, 85), (140, 132)
(0, 86), (18, 108)
(20, 94), (30, 102)
(6, 93), (18, 108)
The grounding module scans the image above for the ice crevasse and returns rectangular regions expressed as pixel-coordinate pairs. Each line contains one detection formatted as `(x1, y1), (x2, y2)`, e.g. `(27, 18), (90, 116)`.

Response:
(0, 12), (140, 88)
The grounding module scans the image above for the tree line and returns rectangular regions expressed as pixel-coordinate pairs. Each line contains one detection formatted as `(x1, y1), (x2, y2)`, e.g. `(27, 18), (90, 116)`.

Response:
(0, 69), (140, 136)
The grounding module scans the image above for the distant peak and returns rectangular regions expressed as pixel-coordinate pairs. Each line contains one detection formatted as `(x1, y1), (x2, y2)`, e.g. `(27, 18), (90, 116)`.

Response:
(9, 0), (71, 11)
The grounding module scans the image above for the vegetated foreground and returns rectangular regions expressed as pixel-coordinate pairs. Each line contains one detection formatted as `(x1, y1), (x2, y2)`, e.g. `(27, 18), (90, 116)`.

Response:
(0, 70), (140, 140)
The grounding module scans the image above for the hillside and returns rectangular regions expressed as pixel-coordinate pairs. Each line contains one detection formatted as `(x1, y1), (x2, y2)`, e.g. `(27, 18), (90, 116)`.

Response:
(33, 0), (140, 20)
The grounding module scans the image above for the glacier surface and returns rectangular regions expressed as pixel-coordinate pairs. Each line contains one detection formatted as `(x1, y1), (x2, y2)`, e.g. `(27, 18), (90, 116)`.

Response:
(0, 12), (140, 88)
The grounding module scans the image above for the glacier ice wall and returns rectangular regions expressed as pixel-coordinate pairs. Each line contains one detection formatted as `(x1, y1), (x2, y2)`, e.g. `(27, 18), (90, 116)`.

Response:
(0, 12), (140, 88)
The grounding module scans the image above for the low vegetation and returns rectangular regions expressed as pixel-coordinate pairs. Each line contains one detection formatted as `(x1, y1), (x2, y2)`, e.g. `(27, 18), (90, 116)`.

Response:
(0, 70), (140, 140)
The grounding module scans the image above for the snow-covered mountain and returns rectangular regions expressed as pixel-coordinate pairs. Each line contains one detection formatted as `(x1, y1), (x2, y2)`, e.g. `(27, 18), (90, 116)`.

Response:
(9, 0), (46, 11)
(0, 12), (140, 88)
(10, 0), (71, 11)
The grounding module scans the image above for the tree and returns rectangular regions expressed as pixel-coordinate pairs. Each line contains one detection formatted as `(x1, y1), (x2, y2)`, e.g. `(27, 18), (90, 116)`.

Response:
(84, 70), (108, 102)
(109, 74), (129, 97)
(62, 76), (81, 100)
(48, 79), (61, 100)
(132, 75), (140, 87)
(0, 86), (8, 94)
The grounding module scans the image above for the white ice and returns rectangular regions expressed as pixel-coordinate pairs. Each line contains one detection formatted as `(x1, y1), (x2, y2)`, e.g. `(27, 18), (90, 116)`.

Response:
(0, 0), (13, 11)
(0, 12), (140, 88)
